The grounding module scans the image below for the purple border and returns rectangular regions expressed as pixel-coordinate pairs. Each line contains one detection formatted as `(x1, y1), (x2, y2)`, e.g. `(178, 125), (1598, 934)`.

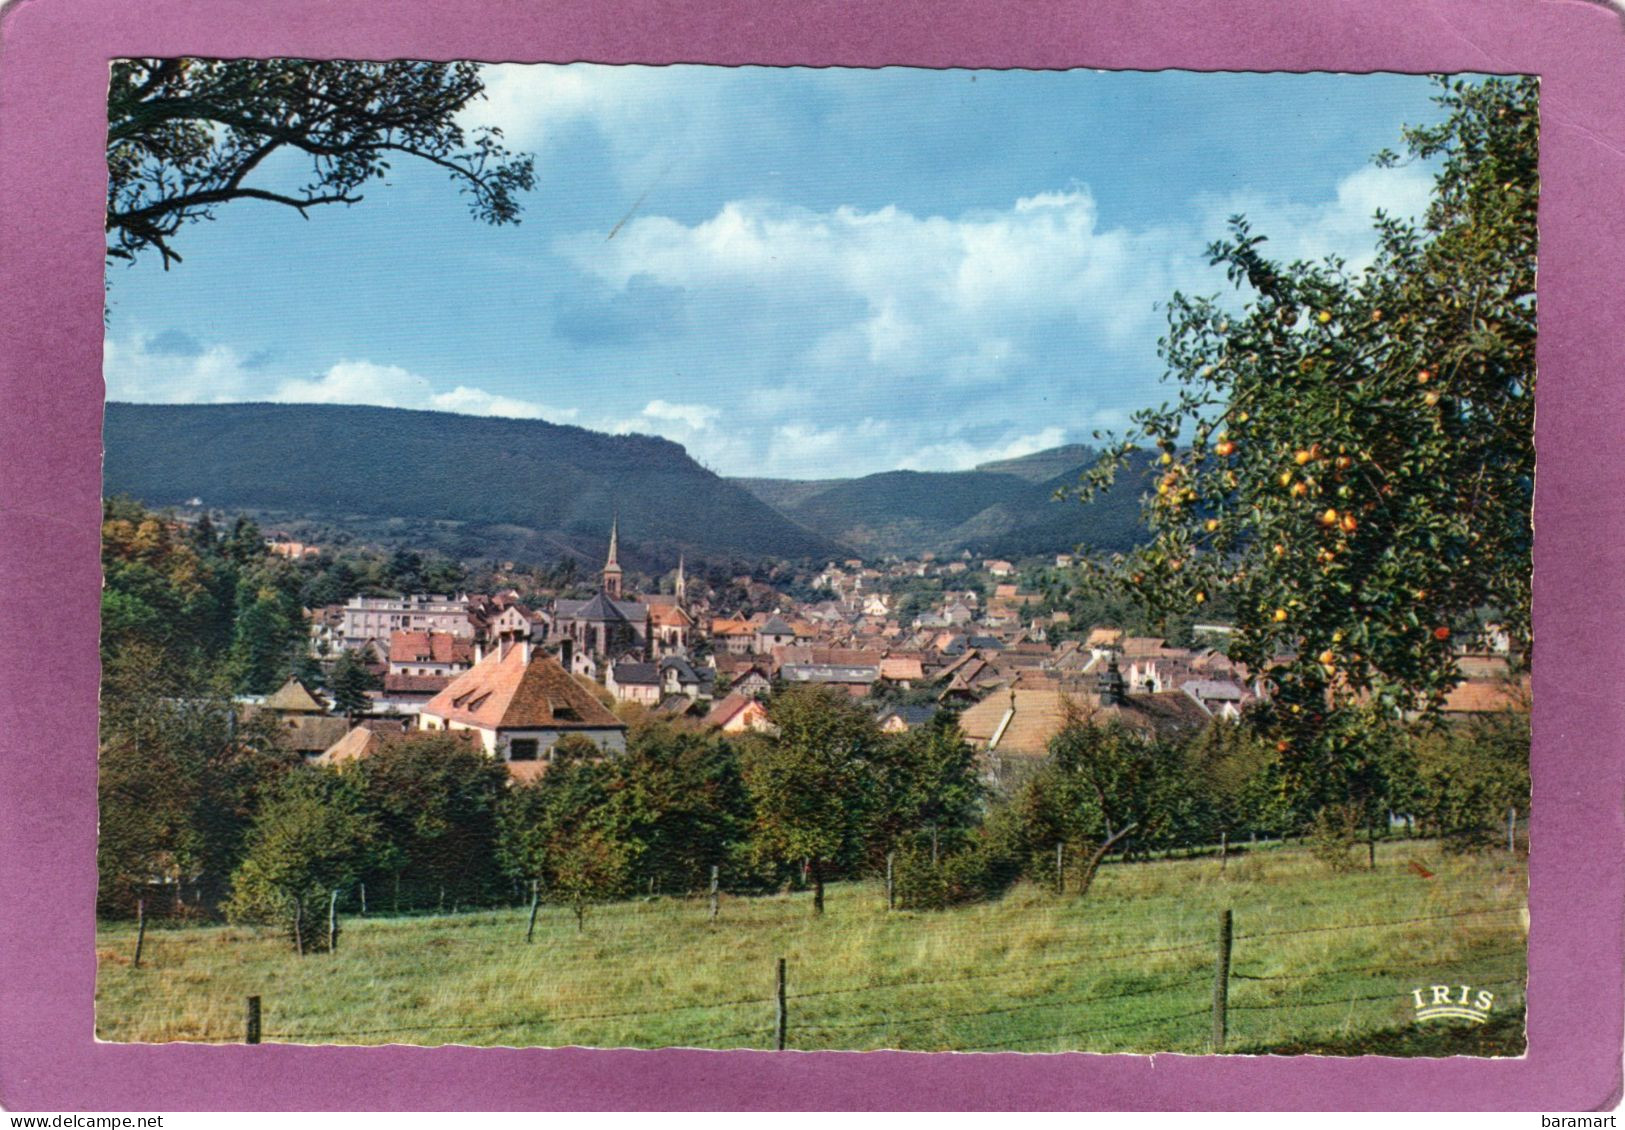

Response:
(1, 0), (1621, 1112)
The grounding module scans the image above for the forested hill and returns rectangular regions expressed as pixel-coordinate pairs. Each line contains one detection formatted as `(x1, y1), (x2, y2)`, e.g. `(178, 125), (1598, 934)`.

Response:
(732, 447), (1156, 559)
(102, 402), (845, 565)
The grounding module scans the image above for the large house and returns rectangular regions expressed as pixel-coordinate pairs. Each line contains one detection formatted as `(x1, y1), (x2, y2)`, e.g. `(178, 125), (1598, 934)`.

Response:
(387, 630), (474, 677)
(417, 640), (627, 764)
(337, 593), (475, 651)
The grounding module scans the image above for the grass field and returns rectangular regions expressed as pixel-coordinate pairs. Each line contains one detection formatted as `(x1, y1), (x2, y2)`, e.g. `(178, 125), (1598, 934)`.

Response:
(95, 841), (1527, 1054)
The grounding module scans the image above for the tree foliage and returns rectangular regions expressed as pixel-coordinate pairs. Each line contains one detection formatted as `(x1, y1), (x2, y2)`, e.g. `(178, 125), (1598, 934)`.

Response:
(738, 686), (882, 913)
(98, 643), (297, 914)
(350, 734), (510, 908)
(327, 649), (380, 719)
(1071, 77), (1536, 801)
(224, 766), (380, 950)
(107, 59), (536, 267)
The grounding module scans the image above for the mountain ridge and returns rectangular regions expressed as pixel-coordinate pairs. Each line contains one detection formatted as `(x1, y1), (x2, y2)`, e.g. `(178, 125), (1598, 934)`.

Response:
(102, 401), (846, 566)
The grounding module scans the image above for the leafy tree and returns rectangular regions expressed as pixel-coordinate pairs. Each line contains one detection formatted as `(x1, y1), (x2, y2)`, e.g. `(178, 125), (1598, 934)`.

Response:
(600, 721), (754, 894)
(1071, 77), (1535, 808)
(1409, 696), (1530, 851)
(98, 643), (297, 914)
(228, 596), (299, 694)
(327, 649), (380, 719)
(224, 767), (379, 951)
(1021, 716), (1188, 895)
(497, 759), (632, 930)
(738, 685), (881, 914)
(871, 715), (984, 864)
(107, 59), (535, 267)
(349, 733), (510, 910)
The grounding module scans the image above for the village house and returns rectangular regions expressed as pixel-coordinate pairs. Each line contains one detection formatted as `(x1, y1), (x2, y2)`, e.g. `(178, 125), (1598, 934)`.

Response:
(959, 659), (1213, 780)
(704, 691), (774, 734)
(387, 630), (474, 678)
(607, 661), (663, 706)
(417, 640), (627, 764)
(243, 676), (350, 759)
(877, 704), (939, 733)
(658, 655), (715, 701)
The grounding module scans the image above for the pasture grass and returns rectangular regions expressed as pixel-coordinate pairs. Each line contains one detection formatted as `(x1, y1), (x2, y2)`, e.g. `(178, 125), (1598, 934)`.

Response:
(95, 840), (1526, 1054)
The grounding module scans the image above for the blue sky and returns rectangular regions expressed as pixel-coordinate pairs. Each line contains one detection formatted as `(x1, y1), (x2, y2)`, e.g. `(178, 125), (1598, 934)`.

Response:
(104, 67), (1451, 478)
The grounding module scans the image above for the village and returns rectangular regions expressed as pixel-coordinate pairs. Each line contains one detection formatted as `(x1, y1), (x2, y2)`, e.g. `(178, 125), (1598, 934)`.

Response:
(246, 518), (1524, 787)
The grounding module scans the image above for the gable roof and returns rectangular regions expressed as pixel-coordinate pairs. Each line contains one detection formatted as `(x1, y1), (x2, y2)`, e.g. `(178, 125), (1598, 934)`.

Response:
(647, 603), (694, 628)
(262, 677), (326, 714)
(612, 662), (661, 686)
(961, 688), (1213, 758)
(388, 630), (474, 666)
(878, 704), (938, 728)
(421, 645), (624, 732)
(879, 656), (925, 681)
(704, 691), (768, 729)
(317, 724), (480, 766)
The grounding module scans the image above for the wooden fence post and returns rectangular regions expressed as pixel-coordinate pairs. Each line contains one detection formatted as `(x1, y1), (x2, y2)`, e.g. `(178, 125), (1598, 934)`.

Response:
(1219, 830), (1228, 874)
(885, 852), (895, 911)
(1212, 908), (1232, 1053)
(526, 879), (540, 943)
(1508, 807), (1517, 854)
(359, 882), (366, 917)
(133, 898), (146, 969)
(1055, 842), (1065, 895)
(709, 865), (720, 923)
(328, 889), (339, 953)
(245, 995), (261, 1045)
(775, 957), (787, 1051)
(293, 896), (304, 957)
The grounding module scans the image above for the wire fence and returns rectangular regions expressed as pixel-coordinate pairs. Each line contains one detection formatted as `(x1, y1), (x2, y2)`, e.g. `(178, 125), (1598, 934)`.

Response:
(109, 902), (1527, 1052)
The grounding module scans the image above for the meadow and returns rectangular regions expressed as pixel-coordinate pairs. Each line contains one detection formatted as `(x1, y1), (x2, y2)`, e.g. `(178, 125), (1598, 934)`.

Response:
(95, 841), (1527, 1055)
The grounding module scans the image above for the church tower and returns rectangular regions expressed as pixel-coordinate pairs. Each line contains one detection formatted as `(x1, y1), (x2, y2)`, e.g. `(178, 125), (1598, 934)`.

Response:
(602, 516), (623, 600)
(675, 554), (687, 607)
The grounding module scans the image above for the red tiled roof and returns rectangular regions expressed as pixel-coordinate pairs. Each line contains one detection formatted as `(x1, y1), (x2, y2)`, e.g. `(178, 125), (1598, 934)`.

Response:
(383, 672), (453, 695)
(388, 630), (473, 666)
(421, 644), (624, 732)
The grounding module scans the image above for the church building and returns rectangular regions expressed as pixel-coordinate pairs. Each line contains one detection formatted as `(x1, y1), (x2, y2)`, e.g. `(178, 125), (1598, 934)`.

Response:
(553, 518), (651, 674)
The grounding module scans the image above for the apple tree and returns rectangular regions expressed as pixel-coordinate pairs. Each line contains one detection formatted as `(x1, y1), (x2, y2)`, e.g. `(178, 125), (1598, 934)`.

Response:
(1072, 76), (1535, 814)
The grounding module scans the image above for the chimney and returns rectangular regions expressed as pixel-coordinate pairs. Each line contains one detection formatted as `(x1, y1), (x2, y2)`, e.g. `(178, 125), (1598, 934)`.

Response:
(520, 638), (532, 665)
(557, 636), (573, 672)
(474, 641), (485, 665)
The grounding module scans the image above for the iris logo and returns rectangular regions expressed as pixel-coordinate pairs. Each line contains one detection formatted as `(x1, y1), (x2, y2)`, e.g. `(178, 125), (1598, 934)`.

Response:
(1411, 984), (1495, 1024)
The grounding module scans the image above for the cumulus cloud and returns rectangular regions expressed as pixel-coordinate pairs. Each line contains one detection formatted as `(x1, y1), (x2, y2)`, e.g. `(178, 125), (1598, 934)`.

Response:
(558, 188), (1194, 388)
(1196, 161), (1436, 274)
(470, 64), (747, 188)
(104, 337), (576, 423)
(104, 335), (260, 403)
(270, 361), (575, 420)
(641, 399), (719, 430)
(897, 426), (1070, 472)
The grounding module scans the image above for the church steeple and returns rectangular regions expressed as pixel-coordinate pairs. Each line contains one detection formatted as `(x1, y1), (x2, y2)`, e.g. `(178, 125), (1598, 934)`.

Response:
(602, 516), (623, 600)
(675, 553), (687, 606)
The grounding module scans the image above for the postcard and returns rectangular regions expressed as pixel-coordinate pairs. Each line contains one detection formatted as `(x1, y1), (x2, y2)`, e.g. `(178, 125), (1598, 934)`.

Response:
(0, 0), (1621, 1115)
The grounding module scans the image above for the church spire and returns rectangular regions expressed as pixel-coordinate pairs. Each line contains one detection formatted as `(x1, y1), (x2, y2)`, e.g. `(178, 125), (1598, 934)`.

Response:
(675, 553), (687, 606)
(602, 515), (623, 599)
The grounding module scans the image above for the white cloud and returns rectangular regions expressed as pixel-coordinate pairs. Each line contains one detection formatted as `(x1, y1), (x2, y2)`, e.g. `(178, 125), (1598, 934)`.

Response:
(1197, 161), (1436, 274)
(104, 337), (577, 424)
(897, 426), (1070, 473)
(559, 190), (1192, 389)
(103, 335), (259, 403)
(641, 399), (719, 430)
(271, 361), (575, 421)
(469, 64), (744, 187)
